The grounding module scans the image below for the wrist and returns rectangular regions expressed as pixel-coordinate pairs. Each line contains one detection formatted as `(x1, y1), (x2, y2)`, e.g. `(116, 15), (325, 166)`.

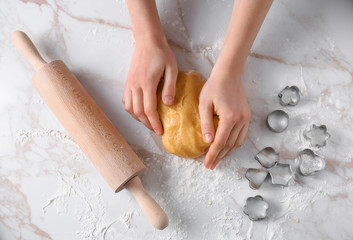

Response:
(212, 57), (245, 85)
(217, 49), (247, 75)
(134, 23), (168, 46)
(127, 0), (167, 47)
(209, 67), (243, 89)
(134, 30), (168, 48)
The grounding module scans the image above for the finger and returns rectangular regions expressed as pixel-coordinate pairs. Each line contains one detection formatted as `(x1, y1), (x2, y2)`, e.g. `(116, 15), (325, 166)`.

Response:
(210, 151), (225, 170)
(208, 125), (236, 170)
(199, 100), (215, 144)
(132, 88), (153, 130)
(234, 123), (249, 149)
(223, 125), (245, 158)
(144, 86), (163, 135)
(209, 123), (244, 169)
(161, 64), (178, 105)
(220, 123), (244, 159)
(124, 90), (137, 119)
(204, 118), (233, 169)
(226, 123), (249, 157)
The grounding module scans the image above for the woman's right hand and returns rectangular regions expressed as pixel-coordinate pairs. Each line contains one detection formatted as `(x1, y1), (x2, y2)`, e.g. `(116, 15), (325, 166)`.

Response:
(123, 38), (178, 135)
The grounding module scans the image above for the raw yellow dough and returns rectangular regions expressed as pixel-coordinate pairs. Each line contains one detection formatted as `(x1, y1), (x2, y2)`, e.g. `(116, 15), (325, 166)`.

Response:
(157, 70), (218, 158)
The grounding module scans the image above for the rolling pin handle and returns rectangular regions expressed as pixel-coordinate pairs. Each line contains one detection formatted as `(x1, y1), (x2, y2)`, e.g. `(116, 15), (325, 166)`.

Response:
(11, 30), (47, 71)
(125, 176), (169, 230)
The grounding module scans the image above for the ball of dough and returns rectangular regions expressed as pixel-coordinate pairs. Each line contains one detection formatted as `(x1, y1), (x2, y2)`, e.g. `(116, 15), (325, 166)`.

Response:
(157, 70), (218, 158)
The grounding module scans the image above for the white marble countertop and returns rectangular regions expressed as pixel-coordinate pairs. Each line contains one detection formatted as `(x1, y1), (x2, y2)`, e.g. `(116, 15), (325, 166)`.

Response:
(1, 0), (353, 239)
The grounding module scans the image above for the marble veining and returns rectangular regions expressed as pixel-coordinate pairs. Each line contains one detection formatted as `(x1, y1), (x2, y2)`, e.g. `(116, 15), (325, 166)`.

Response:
(1, 0), (353, 239)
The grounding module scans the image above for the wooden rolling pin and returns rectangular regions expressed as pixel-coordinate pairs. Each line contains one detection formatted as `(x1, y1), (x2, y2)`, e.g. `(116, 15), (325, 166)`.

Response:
(12, 31), (168, 230)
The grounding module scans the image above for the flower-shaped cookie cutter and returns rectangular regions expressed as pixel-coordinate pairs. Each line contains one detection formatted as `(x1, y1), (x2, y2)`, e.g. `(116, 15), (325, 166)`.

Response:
(278, 85), (300, 106)
(243, 195), (269, 221)
(245, 168), (269, 189)
(303, 124), (331, 148)
(297, 149), (325, 176)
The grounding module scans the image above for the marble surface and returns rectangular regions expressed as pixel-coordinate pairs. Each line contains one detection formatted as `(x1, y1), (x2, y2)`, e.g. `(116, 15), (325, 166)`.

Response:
(1, 0), (353, 239)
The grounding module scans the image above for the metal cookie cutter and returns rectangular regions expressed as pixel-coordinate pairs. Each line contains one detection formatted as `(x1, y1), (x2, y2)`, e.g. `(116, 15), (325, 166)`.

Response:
(243, 195), (269, 221)
(269, 163), (293, 186)
(297, 149), (325, 176)
(303, 124), (331, 148)
(266, 110), (289, 133)
(245, 168), (269, 189)
(278, 85), (300, 106)
(255, 147), (279, 168)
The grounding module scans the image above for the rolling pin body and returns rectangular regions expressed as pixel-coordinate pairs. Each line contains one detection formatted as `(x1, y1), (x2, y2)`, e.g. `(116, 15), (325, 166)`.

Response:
(32, 59), (145, 192)
(12, 31), (168, 230)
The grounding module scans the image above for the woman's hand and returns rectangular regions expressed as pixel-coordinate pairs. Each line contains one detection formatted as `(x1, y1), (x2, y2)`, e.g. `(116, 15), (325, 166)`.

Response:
(123, 39), (178, 135)
(199, 64), (251, 170)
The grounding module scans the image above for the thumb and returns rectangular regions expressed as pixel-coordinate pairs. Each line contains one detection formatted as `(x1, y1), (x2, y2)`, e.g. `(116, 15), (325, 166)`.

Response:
(162, 64), (178, 106)
(199, 99), (215, 143)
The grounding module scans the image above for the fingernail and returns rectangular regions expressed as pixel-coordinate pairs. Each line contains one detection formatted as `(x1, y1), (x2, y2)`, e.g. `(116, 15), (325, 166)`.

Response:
(164, 95), (173, 105)
(154, 129), (162, 135)
(204, 133), (212, 143)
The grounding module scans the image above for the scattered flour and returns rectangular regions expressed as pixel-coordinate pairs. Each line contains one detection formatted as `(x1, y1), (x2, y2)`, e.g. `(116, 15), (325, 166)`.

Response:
(41, 172), (133, 240)
(198, 38), (224, 60)
(299, 64), (309, 96)
(120, 211), (134, 228)
(16, 129), (76, 145)
(15, 109), (352, 239)
(246, 221), (254, 239)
